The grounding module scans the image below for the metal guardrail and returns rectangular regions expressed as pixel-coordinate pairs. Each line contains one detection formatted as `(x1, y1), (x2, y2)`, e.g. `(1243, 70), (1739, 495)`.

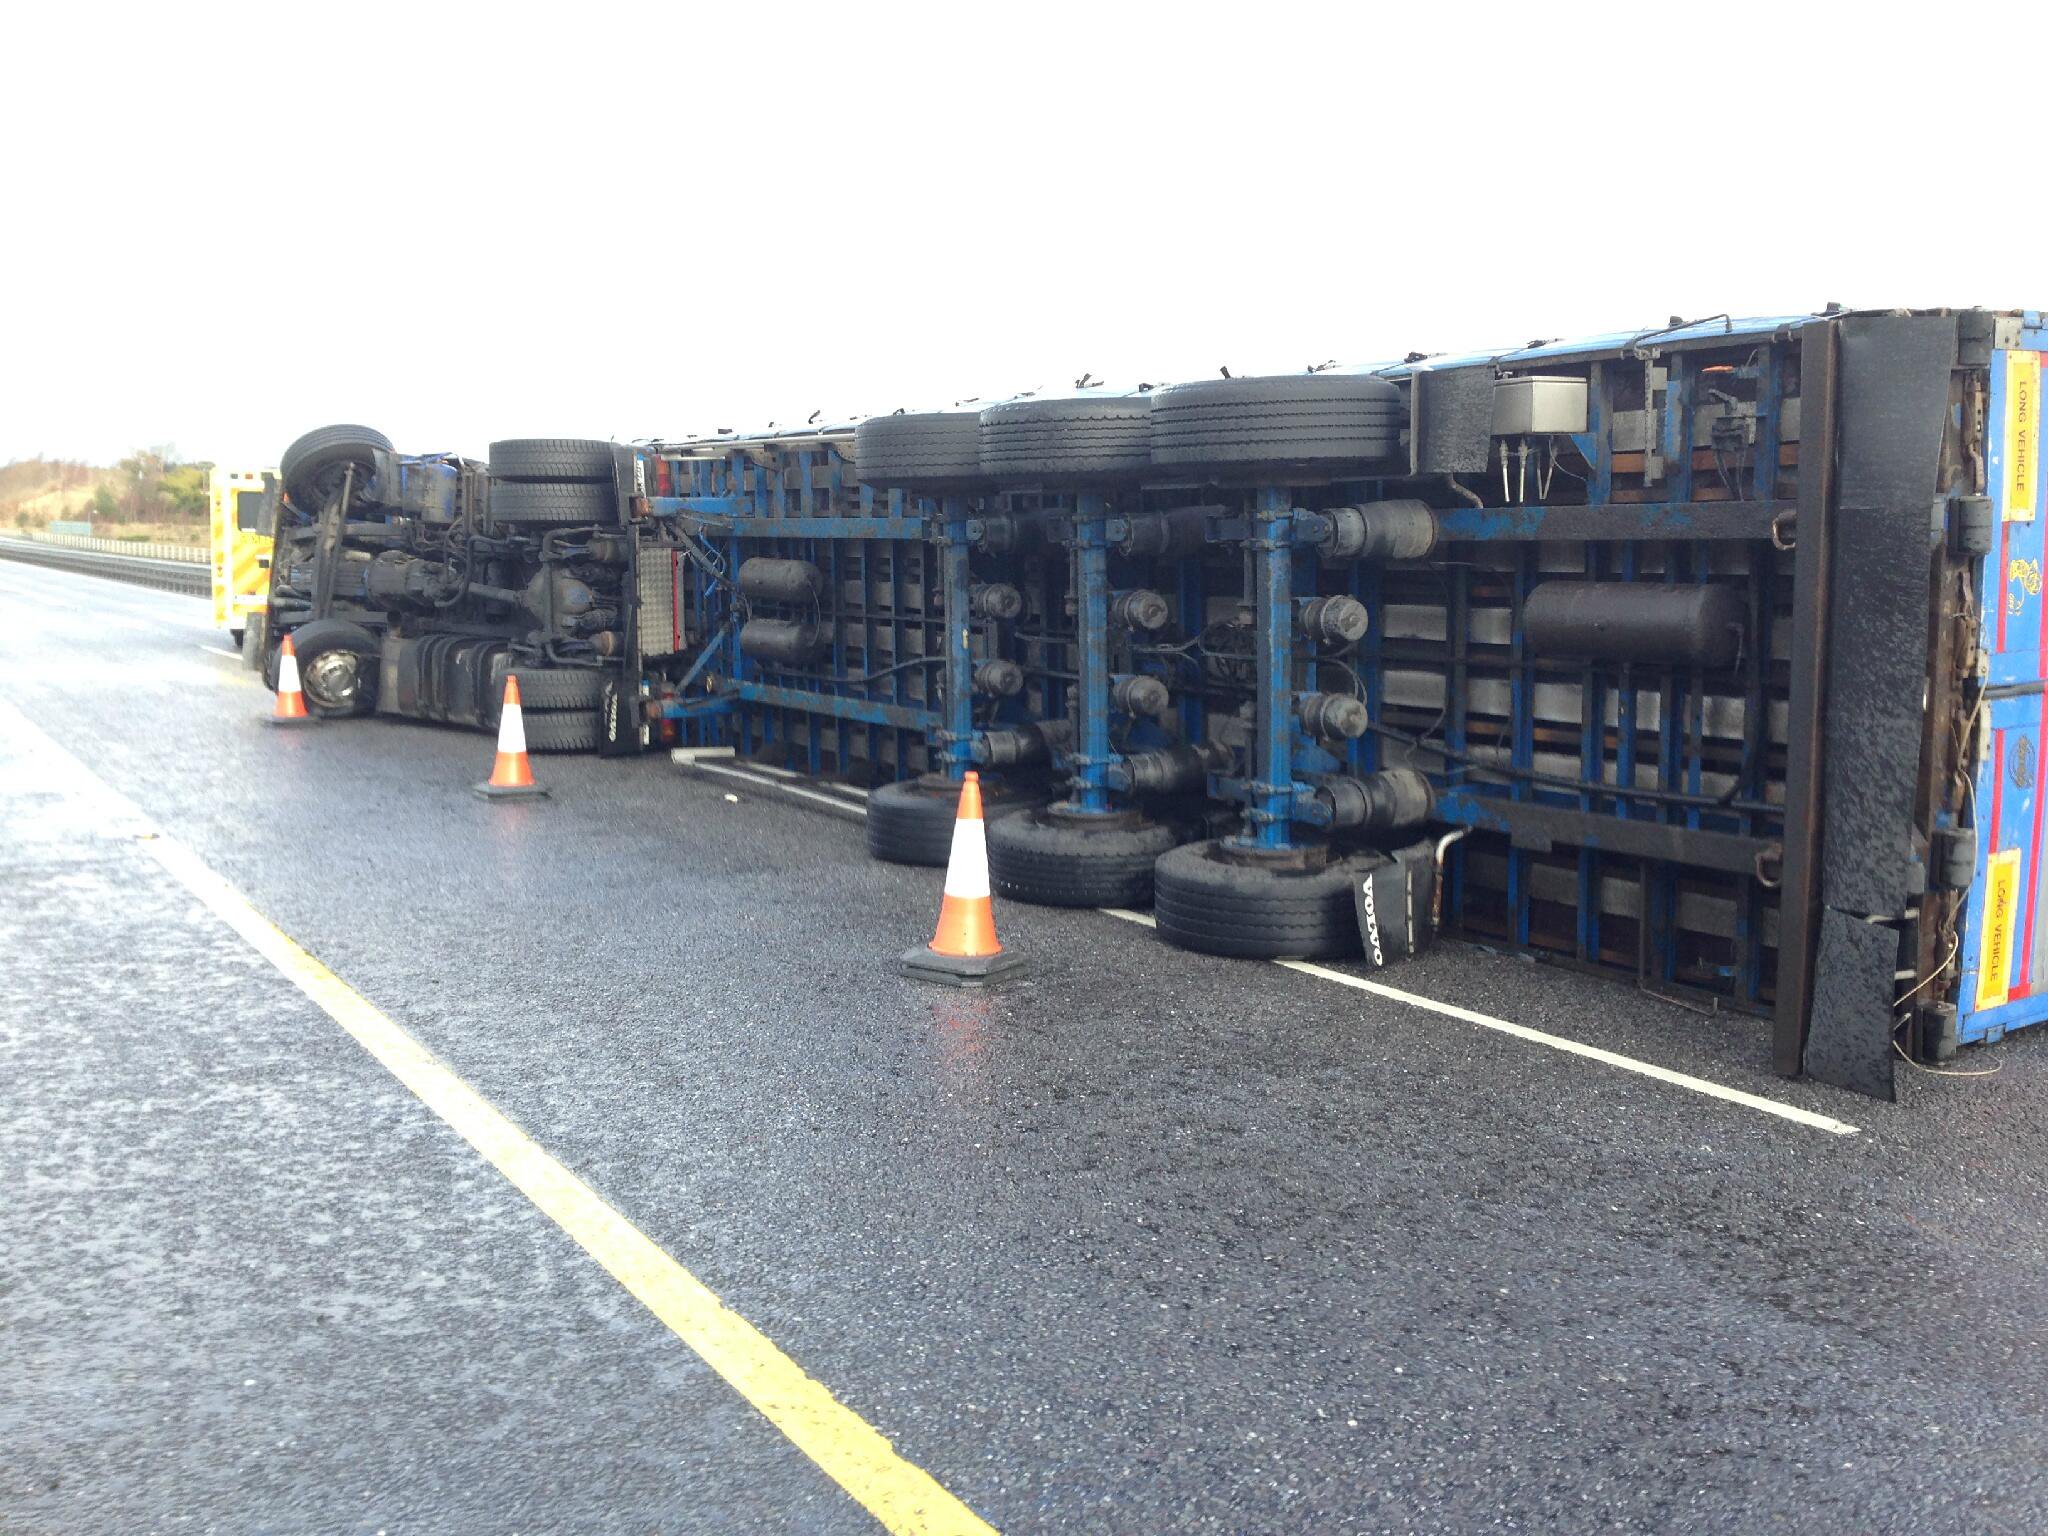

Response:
(0, 535), (211, 596)
(10, 529), (209, 563)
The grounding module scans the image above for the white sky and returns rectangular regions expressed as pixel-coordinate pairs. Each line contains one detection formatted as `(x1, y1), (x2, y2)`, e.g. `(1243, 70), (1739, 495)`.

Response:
(2, 1), (2033, 468)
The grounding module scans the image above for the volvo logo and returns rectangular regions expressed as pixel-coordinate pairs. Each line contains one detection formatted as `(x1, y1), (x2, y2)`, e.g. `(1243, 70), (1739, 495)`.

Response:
(1359, 877), (1385, 967)
(2014, 735), (2036, 791)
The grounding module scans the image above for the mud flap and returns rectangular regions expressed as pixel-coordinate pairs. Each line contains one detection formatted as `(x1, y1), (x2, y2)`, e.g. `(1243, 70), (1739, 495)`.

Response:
(1803, 313), (1959, 1097)
(1352, 839), (1438, 968)
(1806, 909), (1901, 1101)
(597, 674), (644, 757)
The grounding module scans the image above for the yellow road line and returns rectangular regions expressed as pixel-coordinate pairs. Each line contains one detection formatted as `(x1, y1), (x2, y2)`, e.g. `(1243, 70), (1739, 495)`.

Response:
(0, 698), (996, 1536)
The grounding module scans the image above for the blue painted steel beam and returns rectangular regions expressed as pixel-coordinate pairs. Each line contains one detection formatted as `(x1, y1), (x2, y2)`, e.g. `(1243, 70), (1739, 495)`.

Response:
(646, 497), (923, 540)
(1433, 501), (1786, 542)
(1345, 314), (1814, 380)
(940, 496), (975, 780)
(732, 681), (936, 733)
(1237, 487), (1296, 851)
(1066, 492), (1117, 816)
(664, 695), (736, 722)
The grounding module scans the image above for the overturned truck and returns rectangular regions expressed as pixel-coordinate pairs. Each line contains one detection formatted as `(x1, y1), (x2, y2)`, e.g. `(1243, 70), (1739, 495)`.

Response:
(260, 307), (2042, 1098)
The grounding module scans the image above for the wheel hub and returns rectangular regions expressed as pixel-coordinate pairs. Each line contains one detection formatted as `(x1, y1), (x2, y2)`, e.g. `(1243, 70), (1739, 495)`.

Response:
(1045, 801), (1148, 832)
(301, 649), (361, 711)
(1216, 835), (1331, 873)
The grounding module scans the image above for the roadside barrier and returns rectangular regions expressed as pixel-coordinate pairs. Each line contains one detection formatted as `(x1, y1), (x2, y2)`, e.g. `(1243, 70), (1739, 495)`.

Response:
(0, 535), (209, 596)
(13, 530), (208, 563)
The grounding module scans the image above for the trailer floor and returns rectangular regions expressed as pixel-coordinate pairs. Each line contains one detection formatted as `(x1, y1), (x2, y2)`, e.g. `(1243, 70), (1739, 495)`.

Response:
(4, 558), (2047, 1535)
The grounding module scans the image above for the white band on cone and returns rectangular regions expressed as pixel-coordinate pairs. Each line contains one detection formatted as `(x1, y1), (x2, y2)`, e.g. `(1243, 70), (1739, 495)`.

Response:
(277, 647), (302, 695)
(942, 814), (990, 899)
(497, 700), (528, 756)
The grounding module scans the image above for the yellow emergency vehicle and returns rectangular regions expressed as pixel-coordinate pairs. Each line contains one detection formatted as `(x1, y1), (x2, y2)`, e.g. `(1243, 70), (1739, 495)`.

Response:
(209, 466), (276, 657)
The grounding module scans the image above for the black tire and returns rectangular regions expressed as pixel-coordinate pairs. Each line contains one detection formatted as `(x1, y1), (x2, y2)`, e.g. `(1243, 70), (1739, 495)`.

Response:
(1149, 374), (1402, 474)
(283, 617), (381, 718)
(854, 411), (984, 489)
(1153, 838), (1390, 959)
(523, 710), (600, 753)
(987, 808), (1183, 908)
(508, 666), (606, 710)
(281, 424), (392, 511)
(489, 480), (618, 527)
(979, 393), (1154, 482)
(488, 439), (616, 482)
(866, 775), (1046, 866)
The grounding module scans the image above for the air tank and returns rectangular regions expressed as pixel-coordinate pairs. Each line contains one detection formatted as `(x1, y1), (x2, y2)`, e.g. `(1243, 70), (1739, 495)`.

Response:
(1523, 580), (1747, 669)
(739, 618), (827, 665)
(738, 557), (826, 605)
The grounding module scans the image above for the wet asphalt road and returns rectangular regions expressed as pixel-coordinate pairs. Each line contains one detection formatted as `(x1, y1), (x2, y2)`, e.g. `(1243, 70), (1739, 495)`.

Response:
(2, 557), (2046, 1535)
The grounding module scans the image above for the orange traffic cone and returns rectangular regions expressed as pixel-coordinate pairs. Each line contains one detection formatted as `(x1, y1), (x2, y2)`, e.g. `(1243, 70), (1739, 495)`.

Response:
(269, 632), (314, 726)
(900, 771), (1026, 987)
(473, 675), (550, 800)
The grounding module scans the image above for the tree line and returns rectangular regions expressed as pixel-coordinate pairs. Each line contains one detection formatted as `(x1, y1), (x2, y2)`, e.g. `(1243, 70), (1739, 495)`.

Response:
(3, 448), (212, 529)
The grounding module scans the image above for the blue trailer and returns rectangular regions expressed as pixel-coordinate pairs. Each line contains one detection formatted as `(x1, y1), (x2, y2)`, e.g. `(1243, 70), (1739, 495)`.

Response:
(264, 305), (2033, 1100)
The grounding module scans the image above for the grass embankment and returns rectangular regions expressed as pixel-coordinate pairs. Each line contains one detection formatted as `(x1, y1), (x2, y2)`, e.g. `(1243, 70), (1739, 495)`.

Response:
(2, 455), (210, 546)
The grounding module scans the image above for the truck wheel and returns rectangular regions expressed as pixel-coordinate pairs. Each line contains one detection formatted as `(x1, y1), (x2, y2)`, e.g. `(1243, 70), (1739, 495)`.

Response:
(979, 393), (1154, 482)
(987, 806), (1183, 908)
(523, 710), (601, 753)
(488, 439), (616, 482)
(1153, 838), (1389, 959)
(507, 666), (606, 710)
(489, 480), (618, 527)
(866, 775), (1046, 866)
(1149, 374), (1401, 474)
(854, 411), (984, 490)
(281, 424), (392, 511)
(284, 618), (381, 717)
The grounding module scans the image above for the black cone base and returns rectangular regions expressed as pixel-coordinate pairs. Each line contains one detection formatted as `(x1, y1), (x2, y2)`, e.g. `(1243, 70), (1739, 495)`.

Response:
(473, 781), (550, 800)
(899, 944), (1028, 989)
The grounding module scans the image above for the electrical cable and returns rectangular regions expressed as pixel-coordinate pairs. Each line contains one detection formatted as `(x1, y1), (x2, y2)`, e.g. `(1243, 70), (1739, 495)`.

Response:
(1894, 1038), (2001, 1078)
(1894, 932), (1960, 1013)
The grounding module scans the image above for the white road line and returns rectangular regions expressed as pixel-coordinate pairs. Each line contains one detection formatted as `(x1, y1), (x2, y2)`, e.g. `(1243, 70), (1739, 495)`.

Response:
(196, 645), (242, 660)
(723, 763), (868, 798)
(569, 752), (1860, 1137)
(1097, 907), (1859, 1136)
(686, 761), (870, 818)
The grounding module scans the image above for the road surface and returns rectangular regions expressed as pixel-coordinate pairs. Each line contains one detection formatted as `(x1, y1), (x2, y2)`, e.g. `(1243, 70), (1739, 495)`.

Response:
(3, 557), (2045, 1534)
